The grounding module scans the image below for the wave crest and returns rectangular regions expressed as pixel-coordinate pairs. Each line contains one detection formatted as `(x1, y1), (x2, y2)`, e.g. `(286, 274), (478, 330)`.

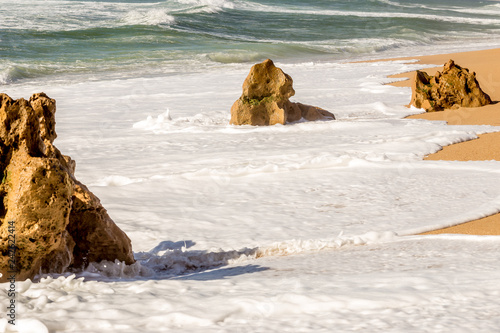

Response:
(177, 0), (235, 13)
(121, 9), (176, 26)
(0, 65), (31, 84)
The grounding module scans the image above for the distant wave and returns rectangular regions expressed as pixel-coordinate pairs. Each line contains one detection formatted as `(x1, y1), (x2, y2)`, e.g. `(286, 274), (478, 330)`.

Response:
(345, 0), (500, 17)
(451, 3), (500, 16)
(0, 65), (41, 84)
(0, 62), (93, 85)
(121, 9), (176, 26)
(238, 3), (500, 26)
(206, 51), (264, 63)
(375, 0), (437, 11)
(3, 0), (500, 84)
(0, 68), (13, 85)
(177, 0), (235, 13)
(3, 0), (500, 33)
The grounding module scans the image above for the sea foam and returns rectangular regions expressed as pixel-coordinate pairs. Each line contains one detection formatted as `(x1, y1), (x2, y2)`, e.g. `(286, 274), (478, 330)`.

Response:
(121, 9), (176, 26)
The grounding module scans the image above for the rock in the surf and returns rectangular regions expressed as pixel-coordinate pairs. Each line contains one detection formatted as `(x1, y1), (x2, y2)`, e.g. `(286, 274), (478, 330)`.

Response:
(0, 93), (134, 282)
(411, 59), (492, 112)
(230, 59), (335, 125)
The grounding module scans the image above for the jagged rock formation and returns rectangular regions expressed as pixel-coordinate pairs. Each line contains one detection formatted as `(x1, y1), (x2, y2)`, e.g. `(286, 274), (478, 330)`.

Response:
(411, 59), (492, 112)
(230, 59), (335, 125)
(0, 93), (134, 282)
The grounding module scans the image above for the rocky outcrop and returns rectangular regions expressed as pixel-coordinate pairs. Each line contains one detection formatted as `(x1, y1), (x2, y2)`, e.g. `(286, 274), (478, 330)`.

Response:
(230, 59), (335, 125)
(0, 93), (134, 282)
(411, 59), (492, 112)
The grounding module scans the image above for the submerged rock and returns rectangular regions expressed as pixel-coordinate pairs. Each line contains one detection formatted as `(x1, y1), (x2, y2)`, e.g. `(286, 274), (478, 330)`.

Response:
(0, 93), (134, 282)
(411, 59), (492, 112)
(230, 59), (335, 125)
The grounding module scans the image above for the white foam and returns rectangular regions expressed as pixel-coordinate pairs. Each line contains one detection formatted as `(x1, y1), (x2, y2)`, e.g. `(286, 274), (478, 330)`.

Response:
(132, 109), (173, 130)
(239, 2), (500, 26)
(3, 50), (500, 333)
(133, 109), (230, 133)
(206, 51), (263, 64)
(0, 0), (177, 31)
(37, 231), (399, 282)
(177, 0), (235, 13)
(90, 175), (144, 187)
(0, 65), (30, 85)
(7, 236), (500, 332)
(121, 9), (176, 26)
(451, 3), (500, 15)
(1, 318), (49, 333)
(0, 69), (10, 85)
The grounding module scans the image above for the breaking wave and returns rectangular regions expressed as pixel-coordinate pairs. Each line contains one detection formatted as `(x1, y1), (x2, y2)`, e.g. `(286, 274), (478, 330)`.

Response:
(177, 0), (235, 13)
(121, 9), (176, 26)
(3, 0), (500, 84)
(0, 65), (37, 84)
(41, 231), (398, 281)
(239, 3), (500, 26)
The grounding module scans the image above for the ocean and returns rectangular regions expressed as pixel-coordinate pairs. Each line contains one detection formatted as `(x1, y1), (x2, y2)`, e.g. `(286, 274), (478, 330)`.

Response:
(2, 1), (500, 332)
(2, 0), (500, 84)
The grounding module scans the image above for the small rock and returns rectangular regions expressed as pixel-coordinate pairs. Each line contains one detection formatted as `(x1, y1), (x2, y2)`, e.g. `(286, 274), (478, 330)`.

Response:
(230, 59), (335, 125)
(411, 59), (492, 112)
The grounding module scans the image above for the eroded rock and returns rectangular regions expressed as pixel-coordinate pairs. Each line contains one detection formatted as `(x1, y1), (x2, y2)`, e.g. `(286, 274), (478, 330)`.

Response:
(411, 59), (492, 112)
(0, 93), (134, 282)
(230, 59), (335, 125)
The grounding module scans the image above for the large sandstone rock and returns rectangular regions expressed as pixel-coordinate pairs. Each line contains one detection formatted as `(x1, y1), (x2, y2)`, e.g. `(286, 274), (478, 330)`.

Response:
(0, 93), (134, 282)
(230, 59), (335, 125)
(411, 59), (492, 112)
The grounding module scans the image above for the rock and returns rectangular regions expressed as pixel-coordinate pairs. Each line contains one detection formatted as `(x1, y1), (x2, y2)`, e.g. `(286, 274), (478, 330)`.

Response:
(0, 93), (134, 282)
(242, 58), (295, 102)
(294, 103), (335, 122)
(230, 59), (335, 125)
(411, 59), (492, 112)
(68, 181), (135, 269)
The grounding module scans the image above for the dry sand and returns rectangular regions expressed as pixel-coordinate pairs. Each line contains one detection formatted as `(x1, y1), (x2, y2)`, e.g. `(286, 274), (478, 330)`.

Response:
(382, 48), (500, 235)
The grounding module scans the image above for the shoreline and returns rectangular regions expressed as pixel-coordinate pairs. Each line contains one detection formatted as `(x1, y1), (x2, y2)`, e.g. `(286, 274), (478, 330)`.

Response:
(382, 48), (500, 235)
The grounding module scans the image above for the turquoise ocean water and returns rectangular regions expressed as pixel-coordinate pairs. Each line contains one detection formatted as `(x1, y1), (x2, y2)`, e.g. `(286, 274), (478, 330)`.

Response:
(2, 0), (500, 84)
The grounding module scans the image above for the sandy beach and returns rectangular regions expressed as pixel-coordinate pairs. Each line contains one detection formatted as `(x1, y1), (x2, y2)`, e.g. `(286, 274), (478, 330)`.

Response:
(5, 1), (500, 331)
(386, 48), (500, 235)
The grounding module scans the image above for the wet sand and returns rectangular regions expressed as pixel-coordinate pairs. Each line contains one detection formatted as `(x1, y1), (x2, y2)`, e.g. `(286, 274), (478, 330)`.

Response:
(384, 48), (500, 235)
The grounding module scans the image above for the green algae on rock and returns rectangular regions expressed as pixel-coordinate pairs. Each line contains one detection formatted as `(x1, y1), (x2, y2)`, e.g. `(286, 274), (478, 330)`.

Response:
(230, 59), (335, 126)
